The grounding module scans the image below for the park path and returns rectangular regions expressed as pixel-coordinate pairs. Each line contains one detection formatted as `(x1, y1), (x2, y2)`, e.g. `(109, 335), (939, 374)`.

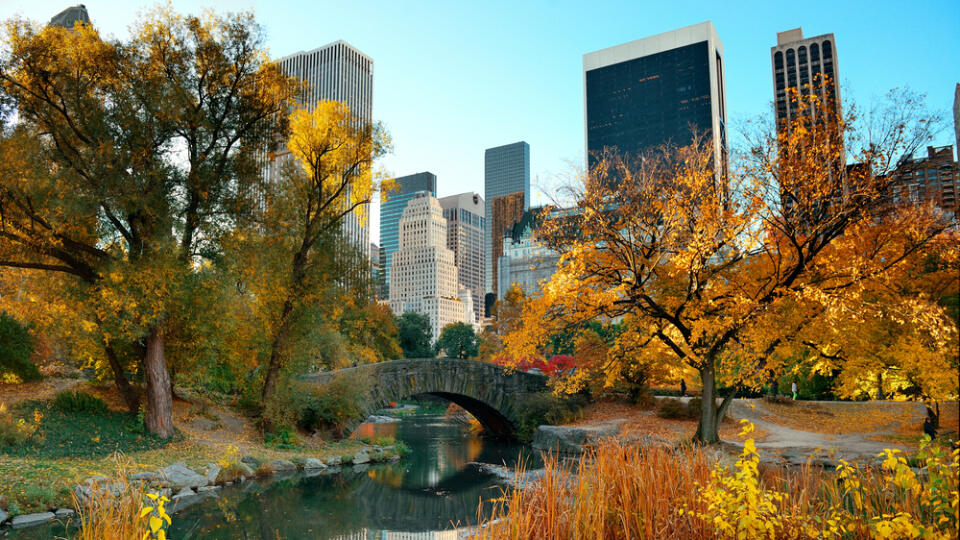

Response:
(725, 399), (914, 460)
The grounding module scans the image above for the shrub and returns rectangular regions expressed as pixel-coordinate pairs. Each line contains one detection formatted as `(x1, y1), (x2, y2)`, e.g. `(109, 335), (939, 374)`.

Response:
(0, 402), (40, 447)
(656, 398), (686, 419)
(763, 394), (794, 406)
(631, 386), (656, 409)
(514, 392), (584, 441)
(264, 427), (299, 450)
(0, 312), (41, 382)
(296, 372), (369, 437)
(53, 390), (109, 415)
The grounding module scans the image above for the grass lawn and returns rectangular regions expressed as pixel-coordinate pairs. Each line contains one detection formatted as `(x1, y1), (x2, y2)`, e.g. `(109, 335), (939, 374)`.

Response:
(0, 399), (367, 515)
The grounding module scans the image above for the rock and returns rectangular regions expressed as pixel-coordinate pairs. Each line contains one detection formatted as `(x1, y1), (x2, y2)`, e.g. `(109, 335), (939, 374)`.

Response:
(157, 462), (207, 490)
(73, 484), (92, 503)
(352, 451), (371, 465)
(197, 485), (220, 493)
(532, 423), (622, 455)
(256, 459), (297, 476)
(215, 462), (254, 484)
(129, 472), (157, 482)
(241, 455), (260, 468)
(173, 487), (196, 499)
(204, 463), (221, 486)
(0, 508), (8, 524)
(323, 456), (342, 467)
(303, 458), (327, 470)
(11, 512), (55, 529)
(54, 508), (74, 519)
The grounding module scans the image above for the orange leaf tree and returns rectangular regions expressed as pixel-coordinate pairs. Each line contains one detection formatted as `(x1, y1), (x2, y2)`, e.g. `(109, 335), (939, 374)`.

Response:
(503, 87), (950, 443)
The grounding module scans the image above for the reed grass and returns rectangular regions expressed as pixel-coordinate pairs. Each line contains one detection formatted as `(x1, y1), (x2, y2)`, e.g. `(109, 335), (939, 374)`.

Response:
(70, 454), (151, 540)
(471, 438), (959, 540)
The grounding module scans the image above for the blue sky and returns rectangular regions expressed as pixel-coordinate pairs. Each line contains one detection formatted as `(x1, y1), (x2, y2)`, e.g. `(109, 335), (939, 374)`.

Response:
(4, 0), (959, 242)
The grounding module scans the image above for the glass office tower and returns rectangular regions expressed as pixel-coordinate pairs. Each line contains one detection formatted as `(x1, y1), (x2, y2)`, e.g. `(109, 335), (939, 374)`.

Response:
(483, 141), (530, 297)
(584, 21), (727, 181)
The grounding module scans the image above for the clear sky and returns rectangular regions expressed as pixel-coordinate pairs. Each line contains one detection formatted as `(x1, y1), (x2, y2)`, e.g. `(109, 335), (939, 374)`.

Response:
(4, 0), (960, 243)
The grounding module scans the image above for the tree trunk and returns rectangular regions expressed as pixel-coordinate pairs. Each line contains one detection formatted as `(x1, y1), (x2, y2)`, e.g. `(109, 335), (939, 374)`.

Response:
(694, 364), (721, 444)
(103, 341), (139, 413)
(261, 296), (296, 406)
(143, 325), (174, 438)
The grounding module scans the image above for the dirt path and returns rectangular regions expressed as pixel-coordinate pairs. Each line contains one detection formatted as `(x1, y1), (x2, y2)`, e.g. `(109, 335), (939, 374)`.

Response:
(0, 377), (81, 406)
(726, 399), (912, 460)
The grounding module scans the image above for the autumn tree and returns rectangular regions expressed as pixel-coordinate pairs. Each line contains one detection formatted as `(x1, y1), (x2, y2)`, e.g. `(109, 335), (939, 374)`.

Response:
(257, 99), (390, 407)
(477, 285), (527, 362)
(0, 9), (292, 436)
(435, 322), (479, 359)
(792, 226), (958, 416)
(504, 88), (950, 443)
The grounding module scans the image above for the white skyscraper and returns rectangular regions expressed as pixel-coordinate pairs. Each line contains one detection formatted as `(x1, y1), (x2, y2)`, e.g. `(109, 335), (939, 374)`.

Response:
(439, 192), (485, 325)
(388, 194), (468, 342)
(266, 40), (374, 253)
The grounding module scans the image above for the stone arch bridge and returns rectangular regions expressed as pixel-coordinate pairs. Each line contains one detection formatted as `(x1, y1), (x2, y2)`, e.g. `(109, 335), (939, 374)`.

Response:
(304, 358), (547, 440)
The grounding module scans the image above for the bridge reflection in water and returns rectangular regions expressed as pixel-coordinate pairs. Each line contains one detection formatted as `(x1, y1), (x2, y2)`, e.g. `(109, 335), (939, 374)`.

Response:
(168, 415), (540, 539)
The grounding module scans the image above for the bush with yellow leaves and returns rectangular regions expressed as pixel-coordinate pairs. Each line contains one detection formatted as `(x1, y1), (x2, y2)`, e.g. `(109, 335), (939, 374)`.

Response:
(688, 420), (959, 539)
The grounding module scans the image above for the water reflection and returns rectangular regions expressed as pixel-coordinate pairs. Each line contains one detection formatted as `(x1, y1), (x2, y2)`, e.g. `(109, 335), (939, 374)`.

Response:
(167, 415), (539, 539)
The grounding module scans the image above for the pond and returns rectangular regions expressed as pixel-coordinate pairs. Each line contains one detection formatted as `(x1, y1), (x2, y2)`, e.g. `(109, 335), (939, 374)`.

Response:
(167, 413), (537, 539)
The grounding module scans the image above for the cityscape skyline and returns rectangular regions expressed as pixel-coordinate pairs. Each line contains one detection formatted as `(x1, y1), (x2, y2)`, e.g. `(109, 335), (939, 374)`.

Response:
(6, 0), (959, 245)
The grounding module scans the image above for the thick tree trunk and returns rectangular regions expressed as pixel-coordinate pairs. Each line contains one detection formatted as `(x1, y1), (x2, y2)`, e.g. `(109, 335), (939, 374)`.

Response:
(143, 325), (174, 438)
(261, 293), (297, 406)
(694, 365), (721, 444)
(103, 342), (139, 413)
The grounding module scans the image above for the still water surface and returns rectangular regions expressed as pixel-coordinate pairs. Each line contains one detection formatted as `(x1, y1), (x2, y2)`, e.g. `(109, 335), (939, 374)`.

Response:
(167, 414), (537, 539)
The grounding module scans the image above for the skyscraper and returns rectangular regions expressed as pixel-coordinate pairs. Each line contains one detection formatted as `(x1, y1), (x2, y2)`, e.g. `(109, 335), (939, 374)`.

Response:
(439, 192), (485, 325)
(388, 193), (468, 342)
(484, 142), (530, 296)
(266, 40), (374, 253)
(771, 28), (840, 130)
(490, 191), (526, 300)
(953, 83), (959, 161)
(49, 4), (90, 28)
(584, 21), (727, 176)
(891, 146), (958, 216)
(379, 172), (437, 299)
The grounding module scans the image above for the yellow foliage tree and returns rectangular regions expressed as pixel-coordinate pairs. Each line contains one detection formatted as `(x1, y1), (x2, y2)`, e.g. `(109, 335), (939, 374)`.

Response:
(0, 8), (293, 436)
(503, 87), (951, 443)
(256, 100), (391, 408)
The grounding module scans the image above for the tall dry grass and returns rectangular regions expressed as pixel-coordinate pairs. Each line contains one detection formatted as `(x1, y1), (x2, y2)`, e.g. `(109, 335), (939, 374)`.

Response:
(471, 438), (960, 540)
(472, 441), (714, 539)
(70, 454), (151, 540)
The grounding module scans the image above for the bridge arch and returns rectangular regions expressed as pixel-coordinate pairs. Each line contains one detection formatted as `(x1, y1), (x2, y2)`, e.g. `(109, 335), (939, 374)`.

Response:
(306, 358), (548, 440)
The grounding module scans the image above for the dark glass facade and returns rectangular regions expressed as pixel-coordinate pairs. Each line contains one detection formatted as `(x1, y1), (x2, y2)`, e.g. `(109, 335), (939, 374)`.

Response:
(586, 41), (713, 170)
